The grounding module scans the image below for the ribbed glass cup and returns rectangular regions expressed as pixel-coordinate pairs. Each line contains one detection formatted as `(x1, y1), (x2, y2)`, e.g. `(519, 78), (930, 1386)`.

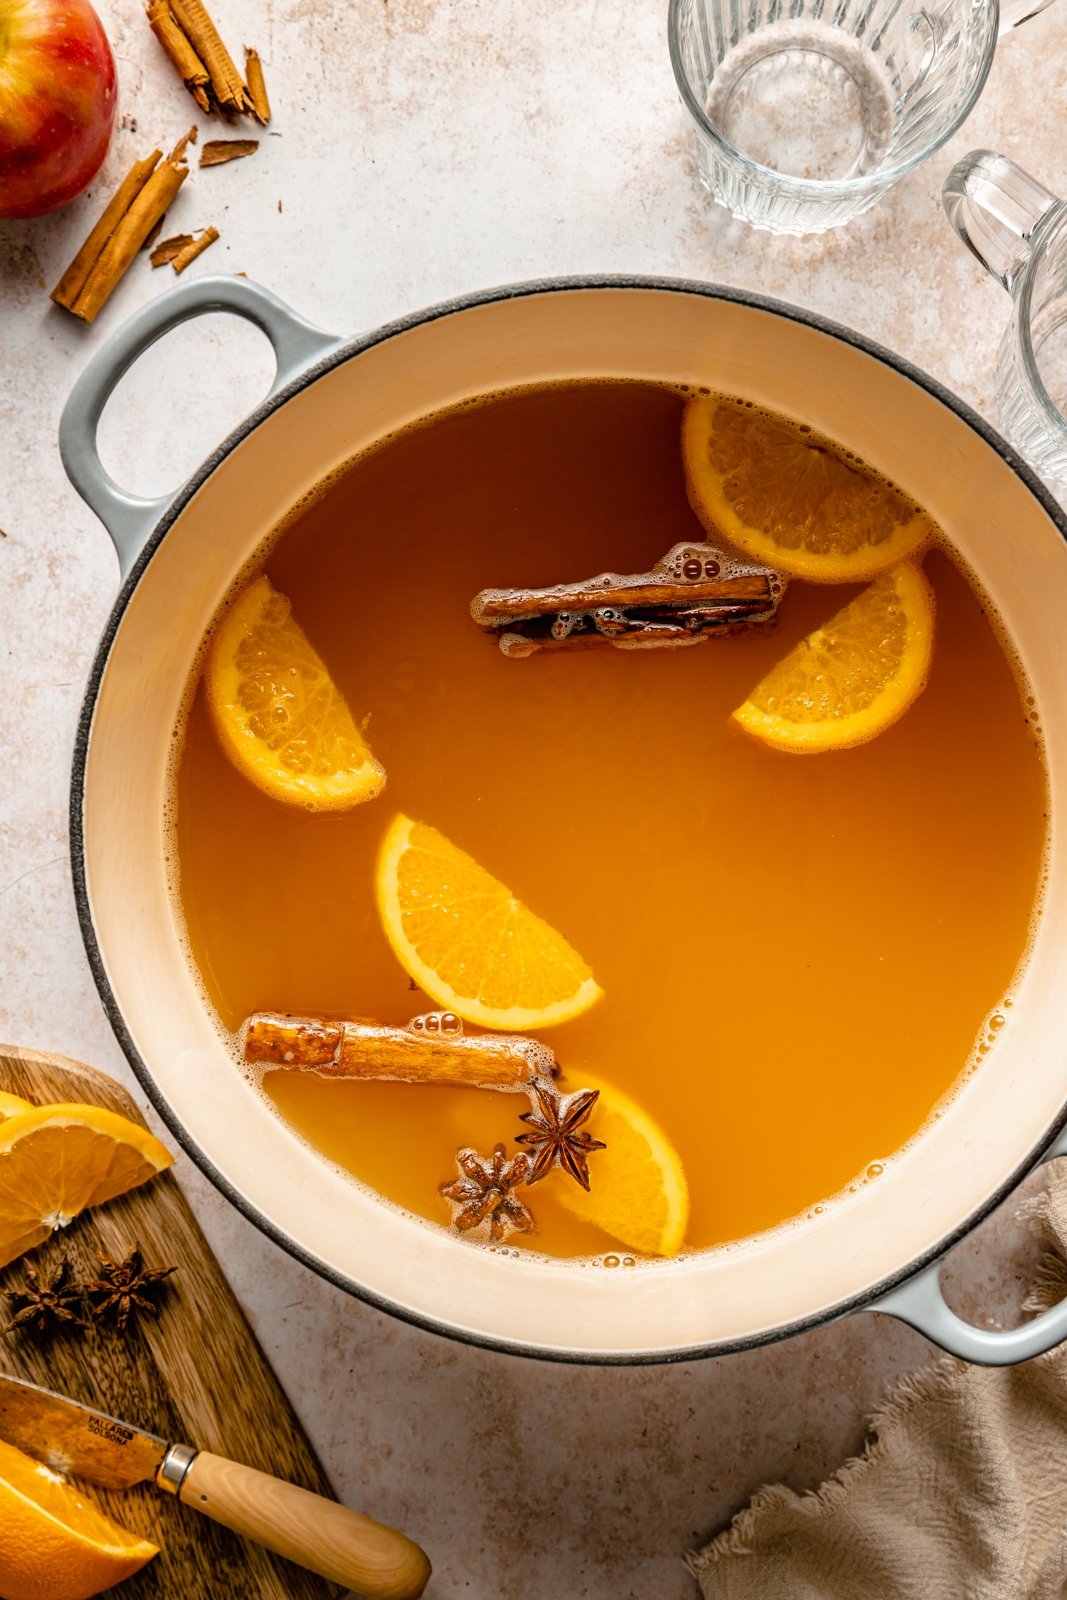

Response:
(945, 150), (1067, 496)
(668, 0), (1055, 235)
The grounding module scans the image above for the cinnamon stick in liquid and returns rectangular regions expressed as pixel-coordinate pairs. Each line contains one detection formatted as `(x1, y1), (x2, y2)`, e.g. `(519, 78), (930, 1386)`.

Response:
(244, 1012), (558, 1091)
(474, 571), (774, 623)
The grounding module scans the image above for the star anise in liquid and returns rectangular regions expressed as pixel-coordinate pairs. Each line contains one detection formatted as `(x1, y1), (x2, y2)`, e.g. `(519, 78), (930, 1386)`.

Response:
(84, 1246), (177, 1332)
(3, 1258), (87, 1335)
(440, 1145), (536, 1242)
(516, 1079), (606, 1189)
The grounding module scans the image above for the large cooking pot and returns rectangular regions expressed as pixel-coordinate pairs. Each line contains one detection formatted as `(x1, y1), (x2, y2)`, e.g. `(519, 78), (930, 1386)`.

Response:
(63, 274), (1067, 1366)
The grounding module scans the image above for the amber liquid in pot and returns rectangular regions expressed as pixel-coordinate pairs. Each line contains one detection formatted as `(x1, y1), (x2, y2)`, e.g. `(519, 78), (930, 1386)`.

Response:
(172, 380), (1048, 1260)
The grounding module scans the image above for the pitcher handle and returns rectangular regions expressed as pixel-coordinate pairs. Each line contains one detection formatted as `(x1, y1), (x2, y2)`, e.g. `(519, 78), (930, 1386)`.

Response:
(997, 0), (1059, 33)
(58, 275), (342, 578)
(871, 1121), (1067, 1365)
(943, 150), (1063, 294)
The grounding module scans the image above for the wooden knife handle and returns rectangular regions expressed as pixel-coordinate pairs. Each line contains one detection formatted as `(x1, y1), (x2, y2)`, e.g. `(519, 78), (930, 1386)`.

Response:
(176, 1451), (431, 1599)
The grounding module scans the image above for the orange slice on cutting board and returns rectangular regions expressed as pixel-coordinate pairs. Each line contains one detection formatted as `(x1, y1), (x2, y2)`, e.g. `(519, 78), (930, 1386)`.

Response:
(0, 1105), (172, 1270)
(376, 814), (602, 1031)
(0, 1438), (158, 1600)
(553, 1075), (689, 1257)
(731, 561), (934, 754)
(207, 574), (385, 810)
(682, 395), (932, 581)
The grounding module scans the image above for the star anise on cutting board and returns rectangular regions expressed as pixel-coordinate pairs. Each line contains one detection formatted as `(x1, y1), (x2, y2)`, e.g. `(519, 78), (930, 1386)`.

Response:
(84, 1246), (177, 1331)
(2, 1258), (88, 1335)
(516, 1079), (606, 1189)
(441, 1145), (536, 1242)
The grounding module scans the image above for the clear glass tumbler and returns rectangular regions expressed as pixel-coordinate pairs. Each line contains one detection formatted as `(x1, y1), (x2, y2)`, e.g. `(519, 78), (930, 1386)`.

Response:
(668, 0), (1057, 235)
(945, 150), (1067, 496)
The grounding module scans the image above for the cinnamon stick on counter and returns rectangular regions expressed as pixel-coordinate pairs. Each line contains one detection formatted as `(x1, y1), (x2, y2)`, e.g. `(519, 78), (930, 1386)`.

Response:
(51, 133), (193, 322)
(146, 0), (253, 114)
(244, 1011), (559, 1092)
(244, 47), (271, 124)
(147, 0), (212, 111)
(170, 0), (251, 112)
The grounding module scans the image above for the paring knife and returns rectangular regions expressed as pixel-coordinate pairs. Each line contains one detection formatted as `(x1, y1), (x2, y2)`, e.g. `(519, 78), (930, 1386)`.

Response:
(0, 1373), (430, 1600)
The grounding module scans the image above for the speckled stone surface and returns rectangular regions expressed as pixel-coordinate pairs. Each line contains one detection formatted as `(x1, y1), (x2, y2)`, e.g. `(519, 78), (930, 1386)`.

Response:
(2, 3), (1066, 1594)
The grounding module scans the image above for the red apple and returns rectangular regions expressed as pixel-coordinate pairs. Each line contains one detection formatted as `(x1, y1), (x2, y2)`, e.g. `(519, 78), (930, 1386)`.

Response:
(0, 0), (117, 219)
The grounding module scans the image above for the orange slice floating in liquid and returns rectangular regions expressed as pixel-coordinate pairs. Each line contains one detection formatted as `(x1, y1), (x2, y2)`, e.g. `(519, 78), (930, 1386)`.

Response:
(207, 574), (385, 810)
(553, 1074), (689, 1258)
(682, 395), (932, 581)
(375, 814), (602, 1031)
(732, 561), (935, 754)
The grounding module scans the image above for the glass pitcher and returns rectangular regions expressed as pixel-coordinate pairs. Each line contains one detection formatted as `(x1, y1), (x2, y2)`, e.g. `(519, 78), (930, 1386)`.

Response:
(945, 150), (1067, 496)
(669, 0), (1059, 234)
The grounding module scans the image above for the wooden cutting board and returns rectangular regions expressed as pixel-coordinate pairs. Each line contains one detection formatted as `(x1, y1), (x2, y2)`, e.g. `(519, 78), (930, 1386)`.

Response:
(0, 1044), (344, 1599)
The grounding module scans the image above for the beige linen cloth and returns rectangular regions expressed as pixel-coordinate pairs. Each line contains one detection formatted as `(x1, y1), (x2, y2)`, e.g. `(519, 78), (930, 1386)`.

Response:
(688, 1170), (1067, 1600)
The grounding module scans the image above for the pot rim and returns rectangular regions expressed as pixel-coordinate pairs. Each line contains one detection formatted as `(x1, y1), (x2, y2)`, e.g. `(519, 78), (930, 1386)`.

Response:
(70, 273), (1067, 1364)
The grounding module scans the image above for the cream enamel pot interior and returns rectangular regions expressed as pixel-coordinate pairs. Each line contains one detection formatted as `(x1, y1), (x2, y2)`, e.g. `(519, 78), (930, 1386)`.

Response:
(64, 274), (1067, 1366)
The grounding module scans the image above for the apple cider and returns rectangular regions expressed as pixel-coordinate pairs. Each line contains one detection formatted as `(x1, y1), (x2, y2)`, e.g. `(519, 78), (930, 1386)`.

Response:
(171, 380), (1048, 1261)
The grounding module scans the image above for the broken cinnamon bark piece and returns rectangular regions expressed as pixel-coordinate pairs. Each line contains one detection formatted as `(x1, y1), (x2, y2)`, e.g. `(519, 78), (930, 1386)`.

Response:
(149, 232), (194, 266)
(471, 542), (785, 656)
(243, 1011), (559, 1091)
(200, 139), (259, 167)
(170, 226), (219, 272)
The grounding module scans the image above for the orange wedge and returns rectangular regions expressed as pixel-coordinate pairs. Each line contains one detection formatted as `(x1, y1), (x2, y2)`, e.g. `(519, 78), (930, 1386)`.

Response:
(0, 1090), (35, 1121)
(0, 1439), (158, 1600)
(682, 395), (932, 581)
(554, 1075), (688, 1257)
(375, 814), (602, 1031)
(207, 574), (385, 810)
(732, 562), (935, 754)
(0, 1105), (173, 1270)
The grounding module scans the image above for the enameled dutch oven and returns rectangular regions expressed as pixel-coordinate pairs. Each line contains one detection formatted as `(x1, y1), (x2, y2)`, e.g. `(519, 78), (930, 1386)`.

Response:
(63, 274), (1067, 1366)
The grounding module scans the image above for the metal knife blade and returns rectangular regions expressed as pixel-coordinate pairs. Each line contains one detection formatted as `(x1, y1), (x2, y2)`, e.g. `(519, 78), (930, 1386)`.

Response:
(0, 1373), (169, 1489)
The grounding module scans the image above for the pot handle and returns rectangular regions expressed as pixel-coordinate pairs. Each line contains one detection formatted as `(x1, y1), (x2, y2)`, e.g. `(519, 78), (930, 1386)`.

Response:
(871, 1122), (1067, 1365)
(58, 275), (342, 578)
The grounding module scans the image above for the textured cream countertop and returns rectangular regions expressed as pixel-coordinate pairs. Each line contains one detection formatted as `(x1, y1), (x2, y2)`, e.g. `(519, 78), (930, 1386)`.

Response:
(2, 2), (1066, 1594)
